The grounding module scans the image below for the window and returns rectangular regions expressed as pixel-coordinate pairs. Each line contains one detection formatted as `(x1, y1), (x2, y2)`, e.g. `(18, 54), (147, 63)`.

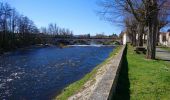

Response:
(163, 36), (166, 42)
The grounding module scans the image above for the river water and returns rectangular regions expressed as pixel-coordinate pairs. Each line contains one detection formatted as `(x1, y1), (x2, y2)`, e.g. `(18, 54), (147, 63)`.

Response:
(0, 45), (114, 100)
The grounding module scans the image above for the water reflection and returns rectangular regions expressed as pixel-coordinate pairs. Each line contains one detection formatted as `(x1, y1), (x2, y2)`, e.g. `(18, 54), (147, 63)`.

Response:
(0, 46), (114, 100)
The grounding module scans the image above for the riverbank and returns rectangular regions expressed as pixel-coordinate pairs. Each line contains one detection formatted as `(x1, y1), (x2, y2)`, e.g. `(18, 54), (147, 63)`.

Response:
(0, 43), (118, 55)
(114, 44), (170, 99)
(0, 44), (47, 55)
(55, 45), (122, 100)
(0, 43), (68, 56)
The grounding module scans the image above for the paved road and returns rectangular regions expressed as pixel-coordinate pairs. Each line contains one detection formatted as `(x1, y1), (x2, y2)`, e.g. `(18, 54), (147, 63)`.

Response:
(156, 48), (170, 62)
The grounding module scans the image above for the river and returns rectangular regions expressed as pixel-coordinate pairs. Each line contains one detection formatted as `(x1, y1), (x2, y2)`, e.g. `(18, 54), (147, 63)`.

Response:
(0, 45), (114, 100)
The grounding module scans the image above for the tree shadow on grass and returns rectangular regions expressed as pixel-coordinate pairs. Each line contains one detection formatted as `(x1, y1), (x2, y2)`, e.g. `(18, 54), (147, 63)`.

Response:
(112, 46), (130, 100)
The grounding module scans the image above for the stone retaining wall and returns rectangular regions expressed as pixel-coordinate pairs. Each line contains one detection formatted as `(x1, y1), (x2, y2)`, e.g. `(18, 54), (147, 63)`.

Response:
(89, 45), (126, 100)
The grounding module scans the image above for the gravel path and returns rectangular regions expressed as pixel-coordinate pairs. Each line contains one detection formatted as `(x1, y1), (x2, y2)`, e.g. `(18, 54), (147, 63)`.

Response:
(156, 48), (170, 62)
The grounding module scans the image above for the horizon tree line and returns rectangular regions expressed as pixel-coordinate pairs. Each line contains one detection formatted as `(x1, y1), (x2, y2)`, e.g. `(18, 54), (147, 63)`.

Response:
(40, 23), (73, 38)
(0, 2), (74, 52)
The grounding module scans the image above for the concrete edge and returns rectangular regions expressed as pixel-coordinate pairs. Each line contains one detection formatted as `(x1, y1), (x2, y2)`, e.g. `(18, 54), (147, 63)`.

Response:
(89, 45), (126, 100)
(108, 45), (126, 100)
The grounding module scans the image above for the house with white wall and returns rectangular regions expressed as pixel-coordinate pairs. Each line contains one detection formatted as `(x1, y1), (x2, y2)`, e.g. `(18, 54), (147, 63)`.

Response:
(122, 32), (130, 45)
(122, 31), (170, 46)
(159, 32), (170, 46)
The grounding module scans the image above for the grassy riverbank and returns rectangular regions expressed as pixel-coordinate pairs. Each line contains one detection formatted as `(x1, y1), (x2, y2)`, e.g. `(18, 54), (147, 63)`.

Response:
(55, 45), (122, 100)
(114, 44), (170, 100)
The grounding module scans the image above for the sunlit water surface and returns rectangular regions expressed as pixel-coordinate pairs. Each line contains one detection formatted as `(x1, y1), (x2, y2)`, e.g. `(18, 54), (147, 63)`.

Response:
(0, 45), (114, 100)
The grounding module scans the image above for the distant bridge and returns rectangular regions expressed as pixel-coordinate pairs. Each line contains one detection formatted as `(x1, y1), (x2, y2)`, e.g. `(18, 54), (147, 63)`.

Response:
(53, 38), (116, 45)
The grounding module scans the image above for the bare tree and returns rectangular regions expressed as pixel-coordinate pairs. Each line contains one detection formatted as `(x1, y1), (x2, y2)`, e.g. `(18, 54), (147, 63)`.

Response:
(124, 16), (138, 46)
(0, 3), (12, 49)
(0, 2), (41, 49)
(98, 0), (170, 59)
(0, 2), (74, 51)
(40, 27), (48, 34)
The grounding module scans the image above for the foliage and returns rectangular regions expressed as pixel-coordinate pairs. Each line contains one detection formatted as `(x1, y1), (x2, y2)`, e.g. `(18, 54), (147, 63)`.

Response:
(0, 2), (74, 52)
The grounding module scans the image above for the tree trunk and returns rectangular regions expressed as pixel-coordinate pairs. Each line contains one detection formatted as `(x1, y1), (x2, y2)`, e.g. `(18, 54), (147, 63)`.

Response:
(143, 34), (146, 44)
(131, 34), (134, 46)
(156, 28), (161, 46)
(146, 25), (157, 59)
(132, 31), (137, 46)
(137, 23), (144, 46)
(146, 0), (158, 59)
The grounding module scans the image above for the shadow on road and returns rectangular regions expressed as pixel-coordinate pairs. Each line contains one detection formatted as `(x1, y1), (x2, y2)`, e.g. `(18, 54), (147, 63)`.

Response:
(112, 46), (130, 100)
(156, 50), (170, 53)
(156, 58), (170, 62)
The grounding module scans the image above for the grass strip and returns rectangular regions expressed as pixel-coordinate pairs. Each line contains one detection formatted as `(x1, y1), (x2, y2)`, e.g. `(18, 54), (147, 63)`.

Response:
(114, 44), (170, 100)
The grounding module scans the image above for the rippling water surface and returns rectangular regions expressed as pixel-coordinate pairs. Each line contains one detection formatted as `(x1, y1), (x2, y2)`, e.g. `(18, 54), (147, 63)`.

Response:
(0, 45), (114, 100)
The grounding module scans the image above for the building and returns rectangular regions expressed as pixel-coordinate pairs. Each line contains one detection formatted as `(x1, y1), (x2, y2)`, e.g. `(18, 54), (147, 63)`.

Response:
(122, 32), (130, 45)
(122, 31), (170, 47)
(159, 32), (170, 46)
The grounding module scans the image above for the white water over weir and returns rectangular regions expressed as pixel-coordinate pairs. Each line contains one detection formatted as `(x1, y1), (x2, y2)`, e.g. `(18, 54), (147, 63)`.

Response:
(69, 44), (115, 47)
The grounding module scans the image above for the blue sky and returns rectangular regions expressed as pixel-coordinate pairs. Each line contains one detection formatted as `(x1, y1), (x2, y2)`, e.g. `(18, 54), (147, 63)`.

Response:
(2, 0), (122, 35)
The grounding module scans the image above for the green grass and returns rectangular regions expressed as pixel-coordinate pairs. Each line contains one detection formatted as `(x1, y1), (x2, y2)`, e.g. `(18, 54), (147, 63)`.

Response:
(55, 45), (122, 100)
(114, 44), (170, 100)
